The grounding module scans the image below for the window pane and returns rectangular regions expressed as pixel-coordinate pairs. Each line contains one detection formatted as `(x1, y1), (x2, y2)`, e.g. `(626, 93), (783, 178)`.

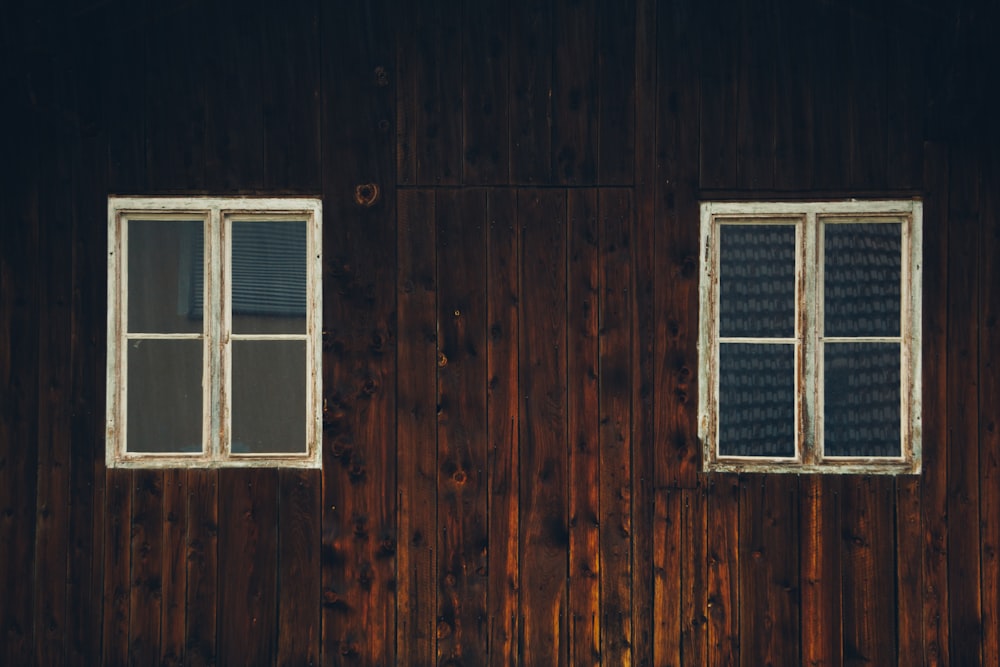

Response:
(231, 340), (307, 454)
(128, 220), (203, 333)
(719, 224), (796, 338)
(127, 339), (203, 453)
(824, 342), (900, 457)
(719, 343), (795, 457)
(824, 222), (901, 337)
(231, 221), (307, 334)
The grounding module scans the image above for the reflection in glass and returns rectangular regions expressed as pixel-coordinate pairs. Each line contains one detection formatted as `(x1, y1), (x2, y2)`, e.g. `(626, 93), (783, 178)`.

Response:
(231, 221), (307, 334)
(128, 220), (203, 333)
(719, 224), (796, 338)
(824, 342), (900, 457)
(719, 343), (795, 457)
(824, 222), (901, 337)
(127, 339), (203, 453)
(231, 340), (307, 454)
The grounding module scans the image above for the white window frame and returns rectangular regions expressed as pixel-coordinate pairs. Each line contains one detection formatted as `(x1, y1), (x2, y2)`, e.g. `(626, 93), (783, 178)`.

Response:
(106, 196), (323, 468)
(698, 200), (922, 474)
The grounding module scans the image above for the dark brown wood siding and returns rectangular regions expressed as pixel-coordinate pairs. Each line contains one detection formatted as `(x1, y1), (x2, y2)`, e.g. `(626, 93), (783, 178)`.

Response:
(1, 0), (998, 665)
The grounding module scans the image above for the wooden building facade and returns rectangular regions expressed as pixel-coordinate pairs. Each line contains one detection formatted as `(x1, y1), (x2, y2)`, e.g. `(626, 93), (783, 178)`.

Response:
(1, 0), (997, 664)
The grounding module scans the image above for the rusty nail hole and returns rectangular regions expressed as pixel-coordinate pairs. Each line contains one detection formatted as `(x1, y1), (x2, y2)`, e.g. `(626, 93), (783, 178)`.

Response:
(354, 183), (380, 207)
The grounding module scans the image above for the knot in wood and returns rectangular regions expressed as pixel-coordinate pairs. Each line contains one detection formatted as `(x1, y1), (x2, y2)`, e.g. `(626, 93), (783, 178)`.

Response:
(374, 66), (389, 87)
(438, 352), (448, 367)
(354, 183), (380, 207)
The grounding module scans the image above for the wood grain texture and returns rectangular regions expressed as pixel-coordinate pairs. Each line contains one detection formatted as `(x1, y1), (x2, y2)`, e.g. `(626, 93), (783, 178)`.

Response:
(436, 189), (489, 666)
(518, 189), (569, 667)
(509, 3), (553, 184)
(707, 474), (739, 667)
(846, 8), (887, 190)
(698, 0), (739, 191)
(486, 189), (520, 667)
(895, 475), (923, 666)
(159, 470), (187, 667)
(103, 470), (132, 667)
(681, 485), (707, 665)
(739, 475), (800, 667)
(463, 0), (510, 185)
(129, 470), (164, 666)
(772, 0), (813, 191)
(921, 141), (951, 667)
(32, 68), (74, 665)
(980, 150), (1000, 667)
(599, 189), (634, 666)
(567, 188), (600, 667)
(945, 144), (982, 666)
(800, 476), (842, 667)
(185, 469), (219, 667)
(596, 0), (636, 185)
(654, 0), (700, 489)
(396, 189), (438, 666)
(840, 477), (896, 666)
(277, 469), (322, 667)
(553, 0), (598, 185)
(652, 489), (681, 666)
(218, 469), (278, 666)
(735, 0), (776, 190)
(810, 1), (850, 190)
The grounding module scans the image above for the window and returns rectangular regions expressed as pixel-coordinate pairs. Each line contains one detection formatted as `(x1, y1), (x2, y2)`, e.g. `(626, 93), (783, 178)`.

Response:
(106, 197), (322, 468)
(698, 200), (921, 474)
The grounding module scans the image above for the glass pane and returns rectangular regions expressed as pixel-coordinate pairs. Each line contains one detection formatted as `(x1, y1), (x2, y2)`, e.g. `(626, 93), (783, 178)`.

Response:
(231, 340), (307, 454)
(719, 224), (796, 338)
(824, 342), (901, 457)
(231, 221), (307, 334)
(128, 220), (203, 333)
(824, 222), (901, 337)
(127, 339), (203, 453)
(718, 343), (795, 457)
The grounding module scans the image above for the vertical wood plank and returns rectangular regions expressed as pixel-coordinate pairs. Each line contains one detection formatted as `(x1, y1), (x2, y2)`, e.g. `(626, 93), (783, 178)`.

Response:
(772, 0), (813, 191)
(396, 189), (438, 666)
(895, 475), (923, 667)
(261, 0), (321, 191)
(463, 0), (510, 185)
(518, 188), (568, 667)
(698, 0), (738, 190)
(921, 141), (950, 667)
(886, 12), (925, 190)
(652, 488), (682, 666)
(707, 474), (739, 667)
(321, 0), (397, 661)
(218, 469), (278, 666)
(30, 61), (73, 664)
(159, 470), (187, 667)
(486, 189), (520, 667)
(552, 0), (598, 184)
(654, 0), (700, 488)
(33, 79), (74, 663)
(801, 476), (842, 667)
(739, 475), (800, 667)
(128, 470), (164, 666)
(509, 2), (553, 184)
(945, 144), (982, 666)
(599, 188), (634, 666)
(567, 188), (600, 667)
(735, 0), (776, 190)
(597, 0), (636, 185)
(414, 0), (463, 185)
(105, 0), (146, 194)
(681, 485), (708, 666)
(185, 469), (219, 667)
(67, 25), (108, 661)
(0, 101), (40, 667)
(203, 0), (263, 191)
(632, 0), (657, 659)
(840, 477), (897, 666)
(103, 470), (132, 667)
(810, 2), (850, 190)
(277, 469), (322, 667)
(846, 7), (888, 190)
(979, 150), (1000, 667)
(144, 2), (206, 191)
(435, 189), (489, 666)
(395, 0), (417, 186)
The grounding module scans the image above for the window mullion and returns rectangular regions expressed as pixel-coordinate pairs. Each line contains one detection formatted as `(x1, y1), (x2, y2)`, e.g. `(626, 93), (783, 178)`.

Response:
(801, 212), (819, 465)
(207, 207), (224, 461)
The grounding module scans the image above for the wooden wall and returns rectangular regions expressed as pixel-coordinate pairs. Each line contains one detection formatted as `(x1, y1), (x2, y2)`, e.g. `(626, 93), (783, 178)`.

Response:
(1, 0), (997, 665)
